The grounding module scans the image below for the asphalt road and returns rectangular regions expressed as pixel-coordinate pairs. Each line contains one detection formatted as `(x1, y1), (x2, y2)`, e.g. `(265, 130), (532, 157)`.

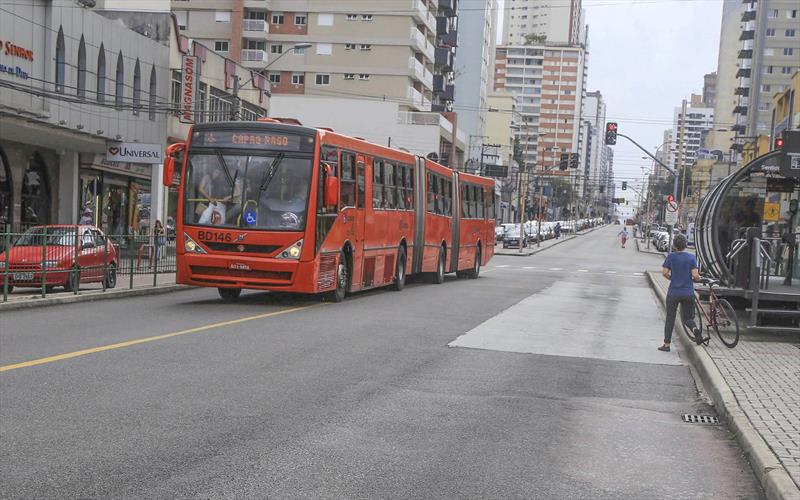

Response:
(0, 225), (763, 499)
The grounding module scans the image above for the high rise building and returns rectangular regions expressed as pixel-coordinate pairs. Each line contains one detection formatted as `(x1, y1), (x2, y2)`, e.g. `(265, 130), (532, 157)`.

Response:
(171, 0), (440, 112)
(733, 0), (800, 145)
(655, 129), (674, 181)
(671, 95), (714, 173)
(501, 0), (584, 46)
(707, 0), (746, 153)
(583, 91), (607, 212)
(703, 72), (717, 108)
(454, 0), (498, 163)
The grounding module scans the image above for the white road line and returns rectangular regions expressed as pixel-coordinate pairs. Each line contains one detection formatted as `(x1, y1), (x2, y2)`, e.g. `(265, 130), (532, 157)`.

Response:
(550, 267), (563, 271)
(633, 272), (644, 276)
(605, 271), (617, 274)
(523, 266), (537, 269)
(577, 269), (589, 273)
(496, 265), (511, 268)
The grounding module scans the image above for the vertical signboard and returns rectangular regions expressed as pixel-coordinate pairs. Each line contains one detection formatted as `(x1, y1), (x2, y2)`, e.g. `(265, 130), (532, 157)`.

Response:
(180, 55), (198, 124)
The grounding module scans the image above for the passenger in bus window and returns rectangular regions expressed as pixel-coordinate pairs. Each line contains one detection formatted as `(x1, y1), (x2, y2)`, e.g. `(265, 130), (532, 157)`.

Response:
(198, 169), (230, 225)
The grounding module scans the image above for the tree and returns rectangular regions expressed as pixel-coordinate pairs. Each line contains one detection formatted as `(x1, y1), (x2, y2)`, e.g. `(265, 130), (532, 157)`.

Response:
(524, 33), (547, 45)
(512, 137), (523, 168)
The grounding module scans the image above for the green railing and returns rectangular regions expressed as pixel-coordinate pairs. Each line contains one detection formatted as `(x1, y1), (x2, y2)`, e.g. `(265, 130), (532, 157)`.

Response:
(1, 226), (177, 302)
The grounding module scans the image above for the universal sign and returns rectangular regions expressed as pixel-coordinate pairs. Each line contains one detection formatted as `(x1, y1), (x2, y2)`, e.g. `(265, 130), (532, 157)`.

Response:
(106, 143), (163, 164)
(180, 55), (199, 124)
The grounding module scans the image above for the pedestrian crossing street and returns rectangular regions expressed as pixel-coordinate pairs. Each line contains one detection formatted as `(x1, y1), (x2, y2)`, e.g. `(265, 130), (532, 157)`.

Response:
(486, 264), (646, 278)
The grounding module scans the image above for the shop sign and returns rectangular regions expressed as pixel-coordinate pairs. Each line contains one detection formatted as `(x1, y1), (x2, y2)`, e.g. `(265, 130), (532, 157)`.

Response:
(81, 154), (152, 179)
(180, 55), (199, 124)
(0, 39), (34, 80)
(763, 202), (781, 222)
(106, 143), (162, 164)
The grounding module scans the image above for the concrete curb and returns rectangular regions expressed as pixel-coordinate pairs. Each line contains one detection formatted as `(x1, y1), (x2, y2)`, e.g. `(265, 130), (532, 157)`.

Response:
(635, 238), (666, 257)
(646, 271), (800, 500)
(0, 284), (190, 313)
(496, 224), (604, 257)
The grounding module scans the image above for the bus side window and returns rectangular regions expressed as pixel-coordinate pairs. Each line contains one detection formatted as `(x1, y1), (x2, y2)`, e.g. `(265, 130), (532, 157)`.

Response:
(444, 179), (452, 217)
(373, 160), (383, 209)
(340, 152), (356, 208)
(396, 165), (406, 210)
(405, 165), (414, 210)
(356, 157), (366, 209)
(427, 173), (435, 214)
(384, 162), (395, 209)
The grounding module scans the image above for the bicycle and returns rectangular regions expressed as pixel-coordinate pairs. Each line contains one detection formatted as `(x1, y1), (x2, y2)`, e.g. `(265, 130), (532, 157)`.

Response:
(690, 277), (740, 348)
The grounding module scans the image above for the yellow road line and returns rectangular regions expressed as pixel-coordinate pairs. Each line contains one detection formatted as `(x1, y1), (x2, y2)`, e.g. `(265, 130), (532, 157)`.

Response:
(0, 304), (323, 373)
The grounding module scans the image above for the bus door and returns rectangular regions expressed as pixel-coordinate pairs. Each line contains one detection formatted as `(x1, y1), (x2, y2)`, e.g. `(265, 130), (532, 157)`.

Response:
(450, 173), (461, 272)
(411, 157), (426, 274)
(348, 154), (367, 289)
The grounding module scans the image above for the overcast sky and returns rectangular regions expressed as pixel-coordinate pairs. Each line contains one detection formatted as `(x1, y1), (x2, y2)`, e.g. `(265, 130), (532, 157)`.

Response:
(496, 0), (724, 204)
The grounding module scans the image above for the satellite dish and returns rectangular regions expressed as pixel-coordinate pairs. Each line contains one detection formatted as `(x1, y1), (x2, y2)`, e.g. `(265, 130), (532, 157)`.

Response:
(426, 152), (439, 162)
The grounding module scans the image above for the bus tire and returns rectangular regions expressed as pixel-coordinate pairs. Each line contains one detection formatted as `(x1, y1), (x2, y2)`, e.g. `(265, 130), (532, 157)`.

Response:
(432, 248), (445, 284)
(327, 251), (349, 302)
(393, 247), (406, 291)
(218, 287), (242, 301)
(467, 247), (481, 279)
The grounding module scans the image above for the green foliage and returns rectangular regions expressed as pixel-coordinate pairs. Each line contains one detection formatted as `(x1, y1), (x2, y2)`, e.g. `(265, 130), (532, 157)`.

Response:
(524, 33), (547, 45)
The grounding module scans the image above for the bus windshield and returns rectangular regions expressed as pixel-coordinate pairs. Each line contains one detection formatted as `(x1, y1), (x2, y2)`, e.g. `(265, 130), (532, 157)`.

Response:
(183, 153), (313, 231)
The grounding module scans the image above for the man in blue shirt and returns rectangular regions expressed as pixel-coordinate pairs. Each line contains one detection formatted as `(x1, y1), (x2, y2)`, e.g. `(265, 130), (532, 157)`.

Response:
(659, 234), (702, 352)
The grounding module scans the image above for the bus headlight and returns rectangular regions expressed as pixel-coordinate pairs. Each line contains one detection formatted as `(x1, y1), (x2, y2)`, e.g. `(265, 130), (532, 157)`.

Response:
(277, 239), (303, 259)
(184, 233), (207, 254)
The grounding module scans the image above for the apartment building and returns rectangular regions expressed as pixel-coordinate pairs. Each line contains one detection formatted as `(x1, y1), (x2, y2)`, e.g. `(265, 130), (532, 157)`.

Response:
(703, 72), (717, 108)
(733, 0), (800, 146)
(655, 129), (674, 181)
(453, 0), (498, 161)
(583, 91), (607, 210)
(501, 0), (583, 46)
(671, 95), (715, 173)
(770, 70), (799, 139)
(171, 0), (440, 113)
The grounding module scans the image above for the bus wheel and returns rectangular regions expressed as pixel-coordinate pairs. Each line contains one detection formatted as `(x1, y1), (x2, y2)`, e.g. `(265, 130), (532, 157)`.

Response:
(467, 248), (481, 279)
(328, 251), (349, 302)
(432, 248), (445, 284)
(218, 288), (242, 301)
(393, 247), (406, 291)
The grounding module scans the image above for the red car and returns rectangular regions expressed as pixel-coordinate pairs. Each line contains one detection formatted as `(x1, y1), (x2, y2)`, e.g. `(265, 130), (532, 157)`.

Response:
(0, 225), (118, 293)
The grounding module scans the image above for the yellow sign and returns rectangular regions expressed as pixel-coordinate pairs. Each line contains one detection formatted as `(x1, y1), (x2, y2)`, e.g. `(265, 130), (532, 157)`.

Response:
(763, 202), (781, 222)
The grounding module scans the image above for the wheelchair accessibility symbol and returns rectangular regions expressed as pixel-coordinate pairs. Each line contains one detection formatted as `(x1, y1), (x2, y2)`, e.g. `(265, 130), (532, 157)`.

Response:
(244, 211), (257, 226)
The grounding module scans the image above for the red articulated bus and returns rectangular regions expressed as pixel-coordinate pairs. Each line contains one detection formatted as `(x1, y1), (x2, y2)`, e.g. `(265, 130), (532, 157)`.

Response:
(163, 119), (496, 302)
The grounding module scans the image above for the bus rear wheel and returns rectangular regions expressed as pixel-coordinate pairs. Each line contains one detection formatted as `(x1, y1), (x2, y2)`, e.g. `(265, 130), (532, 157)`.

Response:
(218, 287), (242, 301)
(432, 248), (445, 284)
(461, 248), (481, 279)
(393, 247), (406, 291)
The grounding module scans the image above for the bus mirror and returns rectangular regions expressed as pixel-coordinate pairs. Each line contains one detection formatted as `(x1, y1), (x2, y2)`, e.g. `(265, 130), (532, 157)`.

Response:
(162, 157), (175, 187)
(323, 164), (338, 207)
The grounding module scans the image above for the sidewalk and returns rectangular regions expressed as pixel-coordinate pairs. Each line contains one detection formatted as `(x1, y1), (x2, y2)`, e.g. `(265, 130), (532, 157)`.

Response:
(494, 224), (603, 257)
(0, 272), (185, 312)
(635, 237), (666, 257)
(648, 272), (800, 500)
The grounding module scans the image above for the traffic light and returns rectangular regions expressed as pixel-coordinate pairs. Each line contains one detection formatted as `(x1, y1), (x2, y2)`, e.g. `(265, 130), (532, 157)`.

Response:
(774, 136), (785, 150)
(605, 122), (618, 145)
(621, 181), (627, 190)
(569, 153), (579, 169)
(666, 194), (675, 203)
(559, 153), (569, 170)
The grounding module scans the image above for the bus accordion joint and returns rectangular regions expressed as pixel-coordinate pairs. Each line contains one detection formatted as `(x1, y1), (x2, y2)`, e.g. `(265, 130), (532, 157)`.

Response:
(323, 163), (338, 207)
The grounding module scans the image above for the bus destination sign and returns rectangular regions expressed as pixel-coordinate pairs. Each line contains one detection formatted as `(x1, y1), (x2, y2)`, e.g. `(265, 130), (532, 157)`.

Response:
(192, 130), (314, 152)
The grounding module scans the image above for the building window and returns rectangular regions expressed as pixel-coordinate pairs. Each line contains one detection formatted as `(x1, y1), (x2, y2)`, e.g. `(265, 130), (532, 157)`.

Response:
(148, 65), (157, 121)
(295, 14), (307, 25)
(97, 44), (106, 103)
(214, 41), (229, 52)
(784, 48), (794, 56)
(765, 65), (774, 74)
(174, 10), (188, 29)
(786, 29), (796, 37)
(316, 43), (332, 55)
(77, 36), (87, 98)
(115, 52), (124, 110)
(318, 13), (334, 26)
(346, 14), (358, 20)
(271, 44), (283, 54)
(214, 11), (230, 23)
(315, 74), (330, 85)
(783, 66), (792, 74)
(766, 28), (776, 36)
(761, 84), (771, 92)
(269, 72), (281, 84)
(271, 13), (284, 24)
(768, 9), (778, 18)
(55, 26), (65, 93)
(789, 9), (797, 18)
(359, 44), (372, 51)
(132, 59), (141, 115)
(764, 48), (775, 56)
(358, 74), (370, 80)
(292, 73), (305, 85)
(345, 43), (356, 50)
(344, 73), (355, 80)
(361, 14), (373, 21)
(20, 154), (50, 229)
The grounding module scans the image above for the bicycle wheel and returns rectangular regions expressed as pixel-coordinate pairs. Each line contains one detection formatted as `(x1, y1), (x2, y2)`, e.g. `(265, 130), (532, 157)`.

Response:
(713, 299), (740, 348)
(692, 299), (705, 342)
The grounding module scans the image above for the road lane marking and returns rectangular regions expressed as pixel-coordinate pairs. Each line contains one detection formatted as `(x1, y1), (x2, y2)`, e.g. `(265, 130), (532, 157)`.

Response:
(0, 304), (323, 373)
(523, 266), (537, 269)
(605, 271), (617, 274)
(550, 267), (563, 271)
(495, 265), (510, 268)
(577, 270), (589, 273)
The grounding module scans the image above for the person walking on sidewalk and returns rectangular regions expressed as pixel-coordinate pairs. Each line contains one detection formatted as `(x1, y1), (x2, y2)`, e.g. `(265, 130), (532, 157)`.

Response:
(659, 234), (702, 352)
(618, 227), (629, 248)
(554, 223), (561, 239)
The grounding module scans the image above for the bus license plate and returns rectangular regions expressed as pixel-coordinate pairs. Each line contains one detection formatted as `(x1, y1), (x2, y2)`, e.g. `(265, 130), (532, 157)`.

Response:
(13, 272), (34, 281)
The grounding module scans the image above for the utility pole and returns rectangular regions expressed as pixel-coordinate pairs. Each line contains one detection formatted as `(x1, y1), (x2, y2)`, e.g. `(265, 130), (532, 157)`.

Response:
(518, 122), (530, 254)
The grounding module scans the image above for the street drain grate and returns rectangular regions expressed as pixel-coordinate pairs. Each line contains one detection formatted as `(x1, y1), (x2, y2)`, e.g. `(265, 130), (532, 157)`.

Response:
(682, 414), (720, 425)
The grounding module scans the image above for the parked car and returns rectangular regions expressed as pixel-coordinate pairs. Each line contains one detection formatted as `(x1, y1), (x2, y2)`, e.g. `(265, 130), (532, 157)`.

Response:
(495, 225), (506, 241)
(0, 225), (119, 293)
(503, 227), (529, 248)
(652, 230), (671, 252)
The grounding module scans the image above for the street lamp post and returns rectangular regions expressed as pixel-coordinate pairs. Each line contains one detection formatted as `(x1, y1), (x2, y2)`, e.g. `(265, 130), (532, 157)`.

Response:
(231, 43), (312, 120)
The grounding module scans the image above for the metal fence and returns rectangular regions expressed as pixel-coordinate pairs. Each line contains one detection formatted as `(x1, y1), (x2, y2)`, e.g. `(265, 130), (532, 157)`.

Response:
(1, 227), (176, 302)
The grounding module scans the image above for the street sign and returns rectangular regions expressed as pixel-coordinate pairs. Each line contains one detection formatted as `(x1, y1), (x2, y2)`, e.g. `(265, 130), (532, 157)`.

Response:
(666, 200), (678, 212)
(665, 209), (678, 225)
(763, 202), (781, 222)
(483, 164), (508, 178)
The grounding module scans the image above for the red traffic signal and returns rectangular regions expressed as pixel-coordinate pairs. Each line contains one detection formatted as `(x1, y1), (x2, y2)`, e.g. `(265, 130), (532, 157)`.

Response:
(774, 137), (785, 150)
(605, 122), (618, 145)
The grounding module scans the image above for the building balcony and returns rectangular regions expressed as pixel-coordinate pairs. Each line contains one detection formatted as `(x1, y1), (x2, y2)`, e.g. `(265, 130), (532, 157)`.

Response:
(737, 49), (753, 59)
(733, 105), (748, 115)
(736, 68), (751, 79)
(433, 74), (445, 93)
(435, 47), (454, 71)
(410, 27), (436, 62)
(731, 123), (746, 133)
(739, 30), (755, 41)
(408, 57), (433, 90)
(434, 84), (454, 101)
(734, 86), (750, 96)
(242, 19), (269, 36)
(411, 0), (437, 33)
(440, 30), (457, 47)
(241, 49), (268, 63)
(436, 16), (448, 36)
(438, 0), (457, 17)
(741, 10), (756, 21)
(407, 86), (431, 111)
